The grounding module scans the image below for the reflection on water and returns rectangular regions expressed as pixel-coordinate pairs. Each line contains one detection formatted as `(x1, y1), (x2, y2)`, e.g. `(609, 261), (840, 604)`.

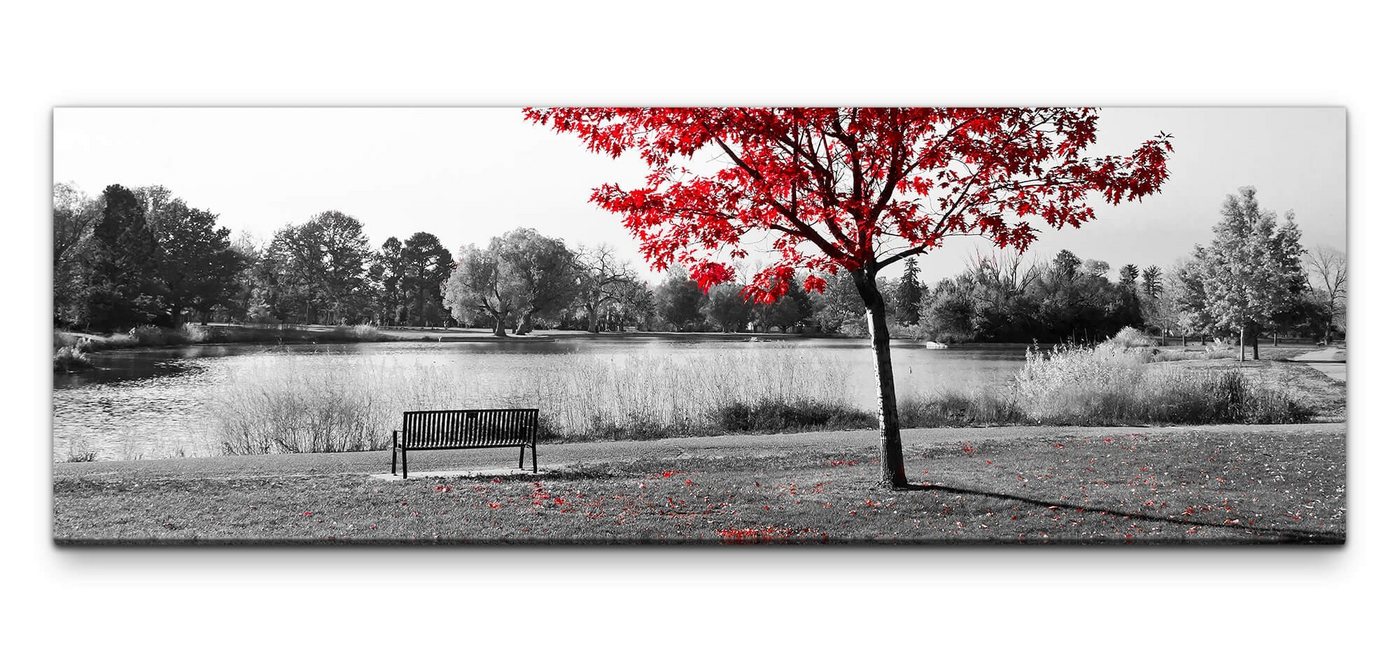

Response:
(52, 337), (1029, 461)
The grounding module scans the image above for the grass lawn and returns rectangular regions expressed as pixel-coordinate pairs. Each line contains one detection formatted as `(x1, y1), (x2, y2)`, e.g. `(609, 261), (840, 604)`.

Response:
(54, 427), (1344, 545)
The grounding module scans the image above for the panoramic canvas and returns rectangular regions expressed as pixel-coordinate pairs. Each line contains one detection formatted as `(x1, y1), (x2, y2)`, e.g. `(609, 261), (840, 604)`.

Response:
(51, 107), (1346, 544)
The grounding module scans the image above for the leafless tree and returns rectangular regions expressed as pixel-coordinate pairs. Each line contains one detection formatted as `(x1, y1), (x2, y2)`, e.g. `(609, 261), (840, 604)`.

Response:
(573, 244), (636, 333)
(1304, 245), (1347, 344)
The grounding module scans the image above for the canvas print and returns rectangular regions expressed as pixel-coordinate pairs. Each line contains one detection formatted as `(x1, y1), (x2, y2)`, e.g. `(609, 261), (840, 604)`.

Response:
(51, 107), (1346, 544)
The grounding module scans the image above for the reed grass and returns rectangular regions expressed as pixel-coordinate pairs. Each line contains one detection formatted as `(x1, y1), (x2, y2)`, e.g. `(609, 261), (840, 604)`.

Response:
(206, 339), (1313, 456)
(209, 346), (862, 453)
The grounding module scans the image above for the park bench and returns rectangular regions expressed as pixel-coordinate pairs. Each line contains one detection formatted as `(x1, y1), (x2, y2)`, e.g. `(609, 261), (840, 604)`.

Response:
(390, 408), (539, 479)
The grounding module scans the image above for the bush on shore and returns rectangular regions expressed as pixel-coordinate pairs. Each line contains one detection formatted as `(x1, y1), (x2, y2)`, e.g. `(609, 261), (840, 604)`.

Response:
(53, 345), (93, 372)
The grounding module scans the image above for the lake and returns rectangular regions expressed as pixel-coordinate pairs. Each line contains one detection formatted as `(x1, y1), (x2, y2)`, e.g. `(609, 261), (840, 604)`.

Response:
(52, 336), (1030, 461)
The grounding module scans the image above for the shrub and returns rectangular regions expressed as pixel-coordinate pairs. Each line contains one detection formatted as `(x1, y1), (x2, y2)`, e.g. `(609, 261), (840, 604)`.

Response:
(1107, 326), (1158, 349)
(63, 449), (98, 463)
(128, 325), (181, 346)
(902, 391), (1025, 426)
(53, 346), (93, 372)
(180, 322), (211, 343)
(54, 331), (84, 349)
(718, 399), (874, 432)
(886, 323), (923, 340)
(1010, 343), (1310, 425)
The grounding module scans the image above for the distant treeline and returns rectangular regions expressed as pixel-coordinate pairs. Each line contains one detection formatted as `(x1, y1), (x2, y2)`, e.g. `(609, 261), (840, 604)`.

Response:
(917, 187), (1346, 347)
(54, 184), (1345, 347)
(53, 184), (460, 331)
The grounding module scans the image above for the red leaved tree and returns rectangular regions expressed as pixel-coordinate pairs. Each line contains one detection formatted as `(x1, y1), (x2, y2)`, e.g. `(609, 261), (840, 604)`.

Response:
(525, 108), (1172, 487)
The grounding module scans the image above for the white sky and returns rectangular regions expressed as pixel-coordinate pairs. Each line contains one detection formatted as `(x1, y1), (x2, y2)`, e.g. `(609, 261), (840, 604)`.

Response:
(53, 107), (1346, 282)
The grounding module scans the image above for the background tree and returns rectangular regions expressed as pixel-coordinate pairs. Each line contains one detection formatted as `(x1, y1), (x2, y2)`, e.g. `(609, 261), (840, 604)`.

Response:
(399, 232), (454, 326)
(275, 211), (374, 324)
(494, 228), (577, 334)
(1083, 259), (1111, 279)
(1117, 264), (1139, 287)
(755, 277), (813, 332)
(615, 278), (657, 331)
(702, 282), (753, 332)
(1052, 249), (1082, 280)
(1304, 245), (1347, 344)
(1138, 264), (1168, 340)
(1197, 187), (1306, 360)
(573, 244), (636, 333)
(1112, 263), (1142, 331)
(81, 184), (166, 331)
(809, 271), (866, 335)
(1169, 253), (1217, 344)
(891, 258), (927, 325)
(443, 244), (511, 336)
(654, 267), (708, 331)
(222, 230), (263, 323)
(143, 191), (245, 325)
(528, 107), (1172, 487)
(442, 228), (578, 335)
(52, 183), (102, 326)
(917, 277), (977, 343)
(371, 237), (406, 325)
(1140, 265), (1163, 300)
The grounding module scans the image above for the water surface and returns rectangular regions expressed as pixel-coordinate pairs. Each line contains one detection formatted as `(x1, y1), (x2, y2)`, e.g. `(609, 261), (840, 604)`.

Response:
(52, 336), (1028, 461)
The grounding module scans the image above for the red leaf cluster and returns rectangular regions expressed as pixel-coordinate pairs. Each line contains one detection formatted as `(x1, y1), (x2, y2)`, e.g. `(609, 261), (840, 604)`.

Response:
(525, 108), (1172, 299)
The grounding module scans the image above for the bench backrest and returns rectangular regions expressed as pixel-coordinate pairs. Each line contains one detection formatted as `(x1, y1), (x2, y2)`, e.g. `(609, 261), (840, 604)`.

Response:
(401, 409), (539, 449)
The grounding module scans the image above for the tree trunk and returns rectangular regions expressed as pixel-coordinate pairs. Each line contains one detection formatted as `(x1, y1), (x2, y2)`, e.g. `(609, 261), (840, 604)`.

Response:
(1239, 326), (1246, 362)
(586, 305), (600, 333)
(853, 271), (907, 489)
(514, 310), (536, 335)
(491, 316), (507, 337)
(1251, 327), (1260, 360)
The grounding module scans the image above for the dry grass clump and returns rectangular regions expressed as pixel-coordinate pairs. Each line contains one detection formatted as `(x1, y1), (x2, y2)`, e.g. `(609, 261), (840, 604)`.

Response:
(1013, 343), (1310, 425)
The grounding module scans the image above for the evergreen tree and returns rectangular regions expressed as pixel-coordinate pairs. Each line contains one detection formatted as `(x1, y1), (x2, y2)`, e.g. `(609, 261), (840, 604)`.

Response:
(81, 184), (165, 330)
(892, 257), (927, 325)
(1140, 265), (1163, 300)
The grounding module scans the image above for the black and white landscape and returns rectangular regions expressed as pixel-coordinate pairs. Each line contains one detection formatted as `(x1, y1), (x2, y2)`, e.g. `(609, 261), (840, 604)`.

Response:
(51, 107), (1346, 544)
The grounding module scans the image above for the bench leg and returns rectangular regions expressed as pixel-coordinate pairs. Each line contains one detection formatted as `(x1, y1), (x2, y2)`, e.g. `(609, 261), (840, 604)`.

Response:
(391, 443), (398, 476)
(402, 449), (408, 480)
(531, 443), (538, 474)
(518, 445), (525, 470)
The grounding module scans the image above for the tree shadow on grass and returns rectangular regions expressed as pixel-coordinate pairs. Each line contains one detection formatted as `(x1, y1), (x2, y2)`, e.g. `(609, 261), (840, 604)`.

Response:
(895, 482), (1344, 544)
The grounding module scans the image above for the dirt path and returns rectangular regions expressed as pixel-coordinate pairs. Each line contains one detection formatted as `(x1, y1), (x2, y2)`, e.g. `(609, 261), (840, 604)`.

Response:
(1289, 347), (1347, 383)
(54, 422), (1346, 481)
